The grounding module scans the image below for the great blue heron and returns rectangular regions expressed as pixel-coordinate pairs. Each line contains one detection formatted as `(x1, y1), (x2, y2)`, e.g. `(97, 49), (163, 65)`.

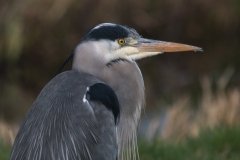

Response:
(10, 23), (202, 160)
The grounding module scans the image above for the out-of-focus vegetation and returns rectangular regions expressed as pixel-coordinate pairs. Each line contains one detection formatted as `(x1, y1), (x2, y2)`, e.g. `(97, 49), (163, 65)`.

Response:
(0, 141), (11, 160)
(1, 127), (240, 160)
(1, 0), (240, 159)
(141, 68), (240, 141)
(1, 0), (240, 121)
(139, 127), (240, 160)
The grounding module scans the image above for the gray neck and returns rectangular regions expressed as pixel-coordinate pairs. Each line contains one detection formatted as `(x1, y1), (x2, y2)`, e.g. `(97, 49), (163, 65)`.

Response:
(72, 51), (145, 160)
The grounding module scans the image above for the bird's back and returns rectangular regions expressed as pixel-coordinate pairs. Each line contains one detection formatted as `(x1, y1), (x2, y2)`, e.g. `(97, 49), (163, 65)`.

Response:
(10, 70), (119, 160)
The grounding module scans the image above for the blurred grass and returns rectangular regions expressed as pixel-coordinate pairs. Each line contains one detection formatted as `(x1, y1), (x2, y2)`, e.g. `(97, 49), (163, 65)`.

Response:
(0, 143), (11, 160)
(142, 68), (240, 141)
(1, 127), (240, 160)
(139, 127), (240, 160)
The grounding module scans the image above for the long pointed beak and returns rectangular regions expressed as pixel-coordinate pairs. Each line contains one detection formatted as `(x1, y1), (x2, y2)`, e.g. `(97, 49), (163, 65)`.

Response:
(137, 38), (203, 52)
(126, 38), (202, 60)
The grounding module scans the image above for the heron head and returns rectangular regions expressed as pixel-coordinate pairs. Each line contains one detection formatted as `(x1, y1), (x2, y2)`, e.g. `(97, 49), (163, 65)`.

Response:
(74, 23), (202, 63)
(59, 23), (202, 75)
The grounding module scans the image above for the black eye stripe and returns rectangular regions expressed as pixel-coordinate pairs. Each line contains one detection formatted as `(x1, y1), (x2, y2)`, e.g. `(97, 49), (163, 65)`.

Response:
(83, 24), (140, 41)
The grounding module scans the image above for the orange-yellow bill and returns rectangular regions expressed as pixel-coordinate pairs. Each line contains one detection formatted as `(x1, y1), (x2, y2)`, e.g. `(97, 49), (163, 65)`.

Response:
(136, 38), (202, 53)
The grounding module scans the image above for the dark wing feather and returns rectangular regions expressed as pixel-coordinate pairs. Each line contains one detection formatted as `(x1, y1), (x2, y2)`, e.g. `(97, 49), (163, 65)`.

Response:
(10, 71), (118, 160)
(87, 83), (120, 124)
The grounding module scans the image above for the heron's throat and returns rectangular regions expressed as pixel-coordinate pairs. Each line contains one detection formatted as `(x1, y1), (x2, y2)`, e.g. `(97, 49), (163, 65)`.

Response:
(103, 62), (145, 160)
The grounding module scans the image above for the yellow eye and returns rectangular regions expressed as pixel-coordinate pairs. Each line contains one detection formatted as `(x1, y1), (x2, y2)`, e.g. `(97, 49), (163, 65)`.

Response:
(118, 39), (125, 45)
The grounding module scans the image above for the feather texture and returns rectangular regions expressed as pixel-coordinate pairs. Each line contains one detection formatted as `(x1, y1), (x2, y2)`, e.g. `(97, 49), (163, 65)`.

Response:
(10, 71), (118, 160)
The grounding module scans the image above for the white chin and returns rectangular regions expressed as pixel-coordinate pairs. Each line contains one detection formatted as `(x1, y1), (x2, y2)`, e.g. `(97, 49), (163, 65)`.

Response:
(127, 52), (163, 60)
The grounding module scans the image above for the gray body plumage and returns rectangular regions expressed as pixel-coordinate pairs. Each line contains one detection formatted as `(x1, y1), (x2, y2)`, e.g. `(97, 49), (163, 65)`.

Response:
(10, 71), (118, 160)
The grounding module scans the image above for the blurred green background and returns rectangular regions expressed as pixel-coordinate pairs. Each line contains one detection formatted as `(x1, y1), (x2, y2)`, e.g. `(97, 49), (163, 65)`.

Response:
(1, 0), (240, 159)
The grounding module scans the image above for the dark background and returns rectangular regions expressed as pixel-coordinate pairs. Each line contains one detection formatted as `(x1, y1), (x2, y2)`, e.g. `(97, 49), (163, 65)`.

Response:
(1, 0), (240, 122)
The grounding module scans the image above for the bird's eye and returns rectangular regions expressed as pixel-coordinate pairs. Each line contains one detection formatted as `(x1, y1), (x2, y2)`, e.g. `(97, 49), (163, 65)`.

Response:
(118, 39), (125, 45)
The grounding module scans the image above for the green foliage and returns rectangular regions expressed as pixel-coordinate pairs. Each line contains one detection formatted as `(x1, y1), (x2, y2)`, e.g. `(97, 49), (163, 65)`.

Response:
(0, 143), (10, 160)
(1, 127), (240, 160)
(139, 127), (240, 160)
